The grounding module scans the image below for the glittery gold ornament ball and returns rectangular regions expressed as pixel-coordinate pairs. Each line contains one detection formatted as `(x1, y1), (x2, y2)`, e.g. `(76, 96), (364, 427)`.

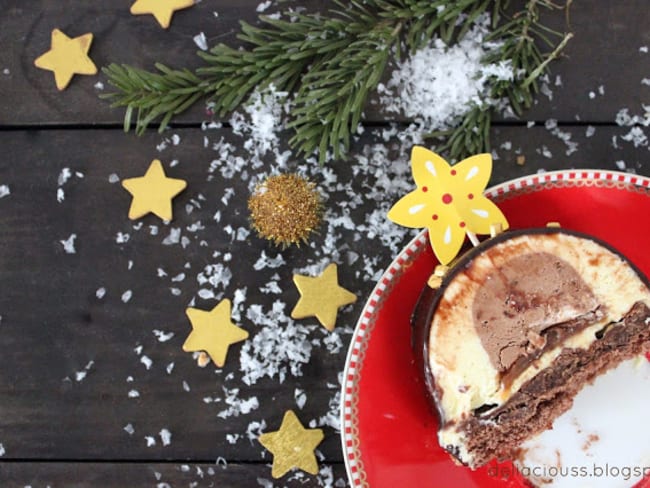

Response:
(248, 173), (322, 247)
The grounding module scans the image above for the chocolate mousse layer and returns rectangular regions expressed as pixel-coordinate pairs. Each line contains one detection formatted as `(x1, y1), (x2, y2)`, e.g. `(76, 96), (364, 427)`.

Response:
(472, 252), (600, 373)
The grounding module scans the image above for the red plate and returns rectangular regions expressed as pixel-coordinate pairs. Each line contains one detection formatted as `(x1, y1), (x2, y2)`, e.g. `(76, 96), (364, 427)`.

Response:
(341, 170), (650, 488)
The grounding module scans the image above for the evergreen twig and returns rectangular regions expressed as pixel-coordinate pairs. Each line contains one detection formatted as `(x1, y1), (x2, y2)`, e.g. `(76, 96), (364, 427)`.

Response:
(101, 0), (571, 163)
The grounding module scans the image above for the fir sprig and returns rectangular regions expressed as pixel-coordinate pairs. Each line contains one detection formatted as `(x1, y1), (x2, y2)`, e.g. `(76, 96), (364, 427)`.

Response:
(101, 0), (571, 163)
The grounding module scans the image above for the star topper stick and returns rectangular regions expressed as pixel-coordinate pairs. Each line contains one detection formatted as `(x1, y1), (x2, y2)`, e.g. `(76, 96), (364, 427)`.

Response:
(388, 146), (509, 265)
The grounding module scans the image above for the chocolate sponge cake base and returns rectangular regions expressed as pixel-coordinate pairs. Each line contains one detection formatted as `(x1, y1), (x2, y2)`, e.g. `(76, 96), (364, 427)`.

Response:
(452, 301), (650, 467)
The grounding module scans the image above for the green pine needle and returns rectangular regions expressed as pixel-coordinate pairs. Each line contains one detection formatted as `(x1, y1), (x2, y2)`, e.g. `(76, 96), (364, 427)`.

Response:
(101, 0), (571, 163)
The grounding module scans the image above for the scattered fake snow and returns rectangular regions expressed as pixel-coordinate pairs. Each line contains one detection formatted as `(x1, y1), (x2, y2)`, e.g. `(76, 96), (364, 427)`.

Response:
(621, 126), (648, 147)
(217, 387), (260, 419)
(230, 84), (288, 163)
(246, 420), (266, 444)
(60, 234), (77, 254)
(253, 251), (286, 270)
(159, 428), (172, 446)
(0, 185), (9, 198)
(56, 168), (83, 203)
(48, 19), (649, 485)
(75, 361), (95, 382)
(193, 32), (208, 51)
(294, 388), (307, 409)
(256, 1), (271, 12)
(378, 13), (513, 140)
(140, 355), (153, 370)
(240, 301), (313, 385)
(153, 330), (174, 342)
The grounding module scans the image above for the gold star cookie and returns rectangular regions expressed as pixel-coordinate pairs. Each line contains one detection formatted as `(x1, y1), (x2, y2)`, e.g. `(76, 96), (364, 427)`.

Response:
(258, 410), (324, 478)
(130, 0), (195, 29)
(34, 29), (97, 90)
(291, 263), (356, 331)
(182, 299), (249, 368)
(121, 159), (186, 221)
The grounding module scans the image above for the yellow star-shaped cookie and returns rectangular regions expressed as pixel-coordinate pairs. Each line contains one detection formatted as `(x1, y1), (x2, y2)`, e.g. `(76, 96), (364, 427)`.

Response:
(34, 29), (97, 90)
(130, 0), (195, 29)
(182, 299), (249, 368)
(291, 263), (356, 331)
(121, 159), (186, 221)
(258, 410), (324, 478)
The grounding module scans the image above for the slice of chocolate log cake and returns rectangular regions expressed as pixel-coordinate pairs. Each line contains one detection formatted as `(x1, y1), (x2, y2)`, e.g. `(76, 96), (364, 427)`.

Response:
(411, 228), (650, 468)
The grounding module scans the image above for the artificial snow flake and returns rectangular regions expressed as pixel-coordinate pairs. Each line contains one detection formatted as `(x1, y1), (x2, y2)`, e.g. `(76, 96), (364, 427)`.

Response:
(217, 387), (259, 419)
(378, 14), (512, 139)
(253, 251), (286, 270)
(193, 32), (208, 50)
(140, 355), (153, 370)
(153, 330), (175, 342)
(159, 428), (172, 446)
(60, 234), (77, 254)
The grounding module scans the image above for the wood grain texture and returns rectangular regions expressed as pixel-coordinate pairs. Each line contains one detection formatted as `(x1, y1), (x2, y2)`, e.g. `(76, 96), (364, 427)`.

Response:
(0, 461), (347, 487)
(1, 1), (648, 126)
(0, 127), (647, 465)
(1, 2), (650, 486)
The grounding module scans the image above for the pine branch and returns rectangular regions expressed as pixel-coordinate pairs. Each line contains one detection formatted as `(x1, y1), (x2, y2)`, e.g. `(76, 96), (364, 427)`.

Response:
(427, 0), (572, 160)
(101, 63), (206, 135)
(101, 0), (572, 163)
(288, 18), (398, 162)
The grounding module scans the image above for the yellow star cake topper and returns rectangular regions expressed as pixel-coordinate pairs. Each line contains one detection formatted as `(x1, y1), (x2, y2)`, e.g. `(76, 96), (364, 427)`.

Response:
(130, 0), (195, 29)
(182, 299), (249, 368)
(34, 29), (97, 90)
(258, 410), (324, 478)
(388, 146), (509, 265)
(122, 159), (187, 221)
(291, 263), (356, 331)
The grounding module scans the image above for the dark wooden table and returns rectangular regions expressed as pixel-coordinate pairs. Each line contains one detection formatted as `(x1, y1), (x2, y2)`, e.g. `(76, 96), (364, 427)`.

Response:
(1, 1), (649, 486)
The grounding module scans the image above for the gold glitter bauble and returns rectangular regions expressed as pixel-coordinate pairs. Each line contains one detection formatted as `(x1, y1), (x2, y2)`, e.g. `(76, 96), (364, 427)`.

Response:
(248, 173), (322, 246)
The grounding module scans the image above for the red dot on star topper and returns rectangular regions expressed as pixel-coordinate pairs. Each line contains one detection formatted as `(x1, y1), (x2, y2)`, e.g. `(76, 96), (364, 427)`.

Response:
(460, 221), (466, 228)
(422, 186), (428, 192)
(468, 193), (474, 199)
(432, 214), (438, 220)
(442, 194), (453, 204)
(451, 169), (457, 176)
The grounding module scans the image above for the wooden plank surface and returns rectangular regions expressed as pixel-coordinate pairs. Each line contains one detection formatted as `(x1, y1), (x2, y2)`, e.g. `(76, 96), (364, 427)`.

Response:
(0, 126), (647, 466)
(1, 0), (649, 126)
(1, 1), (650, 486)
(0, 461), (347, 487)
